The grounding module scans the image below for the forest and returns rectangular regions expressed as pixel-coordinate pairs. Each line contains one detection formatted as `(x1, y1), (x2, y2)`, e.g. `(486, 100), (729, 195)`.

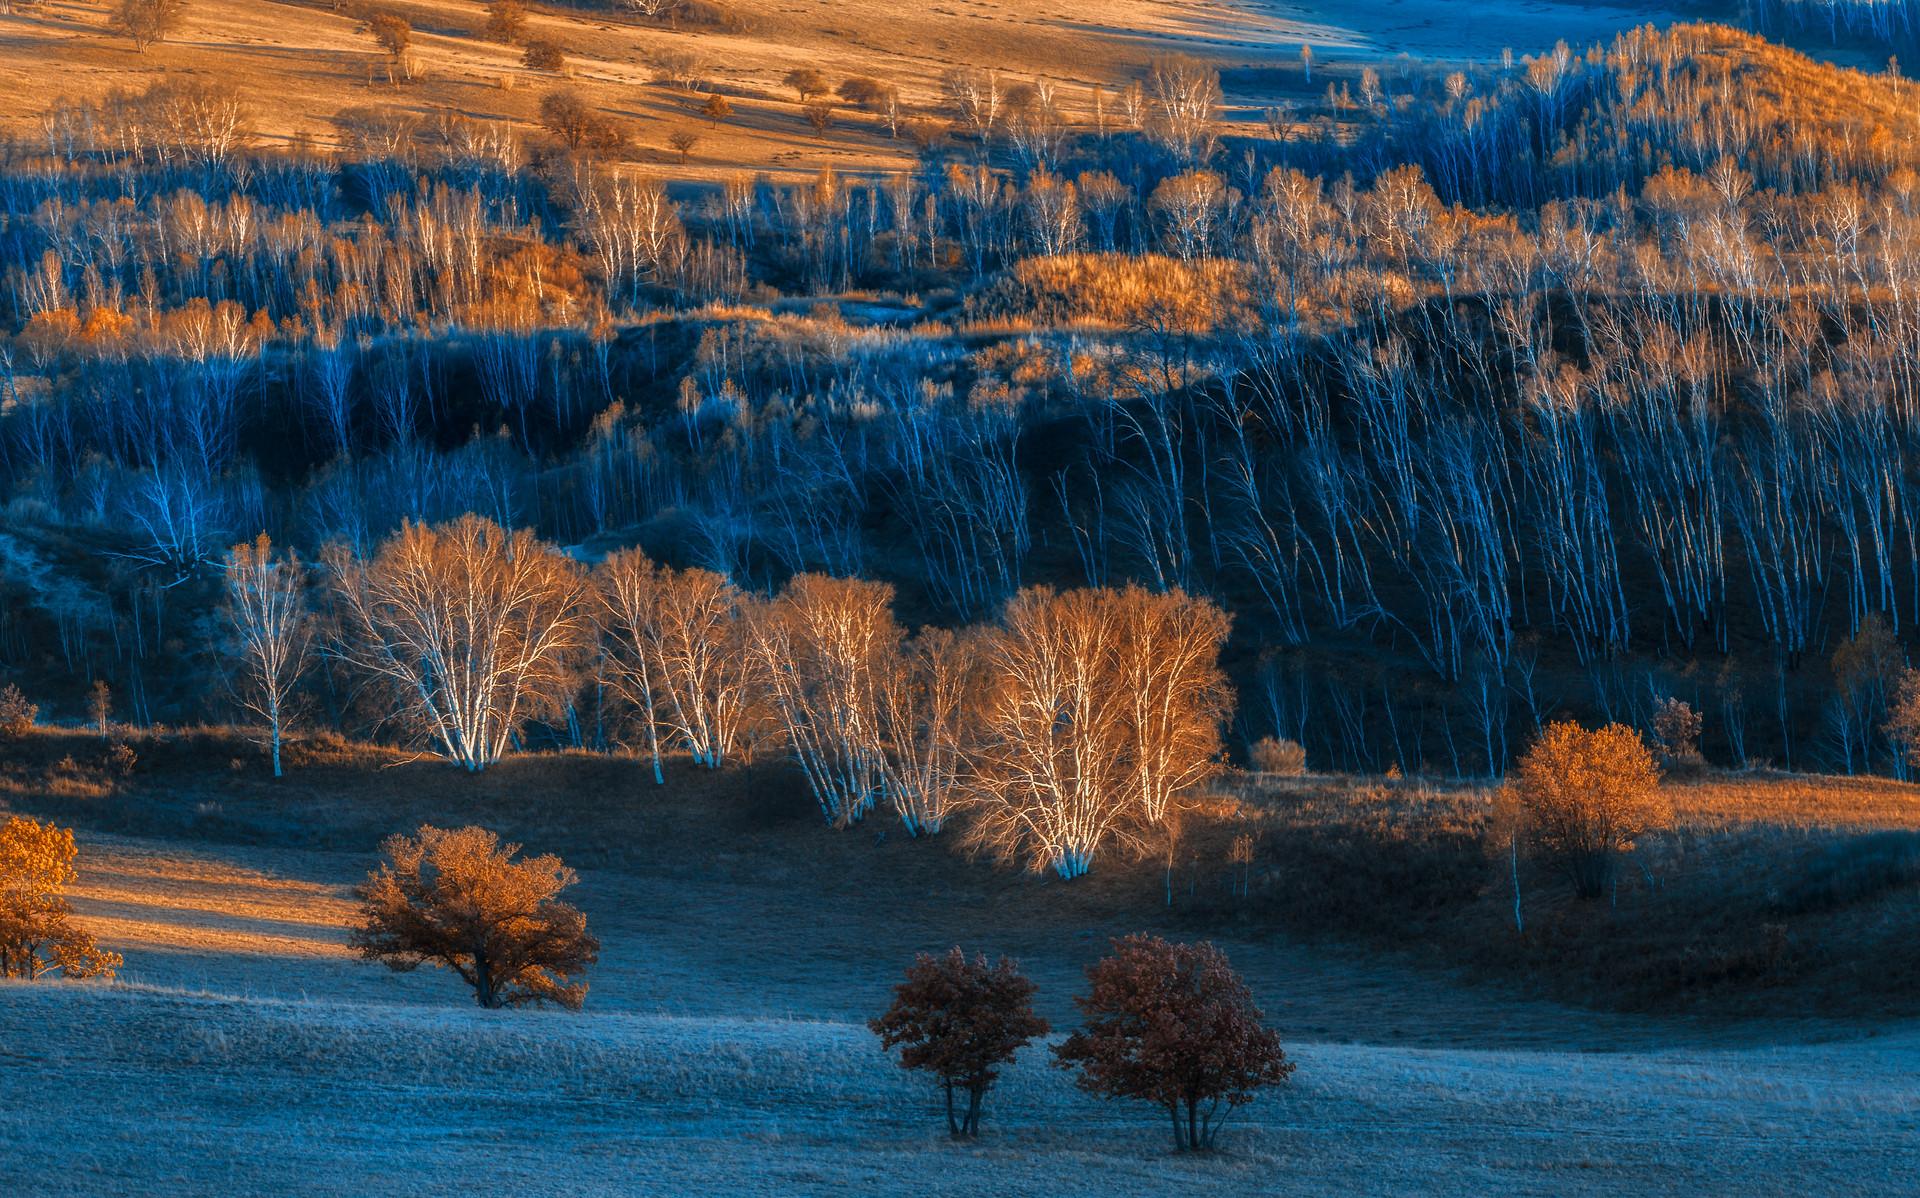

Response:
(7, 22), (1920, 789)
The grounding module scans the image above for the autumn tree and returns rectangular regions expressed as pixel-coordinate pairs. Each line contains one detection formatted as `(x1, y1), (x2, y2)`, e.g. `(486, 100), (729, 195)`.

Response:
(1509, 721), (1668, 899)
(870, 948), (1049, 1139)
(803, 100), (836, 136)
(0, 685), (35, 740)
(667, 125), (700, 163)
(523, 40), (565, 72)
(784, 67), (829, 102)
(222, 535), (312, 778)
(359, 10), (413, 83)
(700, 92), (733, 127)
(326, 516), (588, 772)
(351, 825), (598, 1009)
(484, 0), (527, 43)
(0, 816), (121, 982)
(111, 0), (188, 51)
(538, 89), (628, 156)
(1054, 935), (1292, 1152)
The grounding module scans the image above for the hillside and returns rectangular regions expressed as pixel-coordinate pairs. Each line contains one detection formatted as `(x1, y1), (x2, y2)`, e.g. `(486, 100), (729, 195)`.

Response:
(0, 0), (1693, 176)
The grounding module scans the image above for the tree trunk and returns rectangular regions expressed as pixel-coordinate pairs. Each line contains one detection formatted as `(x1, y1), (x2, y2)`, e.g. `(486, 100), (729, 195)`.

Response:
(944, 1079), (959, 1137)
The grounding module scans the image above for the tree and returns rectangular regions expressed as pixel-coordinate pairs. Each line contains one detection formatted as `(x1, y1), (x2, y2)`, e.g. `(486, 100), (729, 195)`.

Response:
(666, 125), (700, 163)
(88, 680), (112, 737)
(351, 825), (598, 1009)
(1054, 935), (1292, 1152)
(751, 574), (899, 827)
(222, 534), (313, 778)
(965, 586), (1231, 878)
(111, 0), (187, 51)
(870, 948), (1049, 1138)
(0, 816), (121, 982)
(1143, 55), (1220, 167)
(803, 100), (836, 136)
(359, 10), (413, 83)
(325, 516), (588, 772)
(484, 0), (527, 43)
(0, 685), (35, 740)
(538, 89), (628, 156)
(1509, 721), (1667, 899)
(523, 40), (566, 72)
(784, 67), (829, 102)
(700, 92), (732, 127)
(1649, 697), (1703, 767)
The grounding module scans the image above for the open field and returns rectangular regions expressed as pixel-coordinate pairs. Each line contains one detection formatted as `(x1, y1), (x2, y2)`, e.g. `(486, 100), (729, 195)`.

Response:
(3, 732), (1919, 1195)
(0, 0), (1695, 175)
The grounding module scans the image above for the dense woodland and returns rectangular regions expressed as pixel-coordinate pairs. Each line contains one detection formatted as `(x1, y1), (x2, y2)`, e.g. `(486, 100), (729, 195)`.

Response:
(8, 20), (1920, 804)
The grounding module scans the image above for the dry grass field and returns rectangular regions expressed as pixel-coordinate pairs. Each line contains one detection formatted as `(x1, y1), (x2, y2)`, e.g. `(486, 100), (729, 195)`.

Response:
(0, 0), (1692, 177)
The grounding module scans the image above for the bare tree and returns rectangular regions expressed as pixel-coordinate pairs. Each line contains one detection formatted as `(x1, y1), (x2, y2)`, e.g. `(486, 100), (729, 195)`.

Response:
(326, 516), (588, 771)
(222, 534), (313, 778)
(111, 0), (188, 51)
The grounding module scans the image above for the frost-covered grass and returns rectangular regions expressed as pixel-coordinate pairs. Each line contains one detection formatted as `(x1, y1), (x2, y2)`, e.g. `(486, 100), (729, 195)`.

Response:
(1, 979), (1913, 1197)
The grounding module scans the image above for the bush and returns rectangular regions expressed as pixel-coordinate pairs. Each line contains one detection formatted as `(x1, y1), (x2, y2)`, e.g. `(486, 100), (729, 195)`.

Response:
(0, 685), (35, 740)
(523, 40), (566, 72)
(1650, 697), (1704, 767)
(1509, 721), (1667, 899)
(869, 948), (1048, 1138)
(784, 68), (829, 102)
(349, 825), (599, 1009)
(484, 0), (526, 43)
(1250, 735), (1306, 776)
(1055, 934), (1292, 1151)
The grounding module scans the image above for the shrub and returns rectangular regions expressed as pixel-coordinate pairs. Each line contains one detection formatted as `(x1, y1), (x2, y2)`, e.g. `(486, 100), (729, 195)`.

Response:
(869, 947), (1048, 1138)
(0, 685), (35, 740)
(1509, 721), (1667, 899)
(1250, 735), (1307, 776)
(1650, 697), (1704, 766)
(1055, 934), (1293, 1151)
(523, 40), (566, 72)
(666, 125), (700, 163)
(0, 816), (121, 981)
(350, 825), (599, 1009)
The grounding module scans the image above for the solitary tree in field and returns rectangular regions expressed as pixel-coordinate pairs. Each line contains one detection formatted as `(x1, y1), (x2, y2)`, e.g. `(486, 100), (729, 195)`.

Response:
(326, 516), (587, 772)
(1509, 721), (1667, 899)
(358, 10), (413, 84)
(484, 0), (527, 43)
(700, 92), (732, 127)
(222, 534), (312, 778)
(784, 67), (829, 102)
(538, 90), (628, 156)
(350, 825), (598, 1009)
(1054, 935), (1291, 1152)
(0, 816), (121, 982)
(111, 0), (188, 51)
(870, 948), (1048, 1139)
(666, 125), (700, 163)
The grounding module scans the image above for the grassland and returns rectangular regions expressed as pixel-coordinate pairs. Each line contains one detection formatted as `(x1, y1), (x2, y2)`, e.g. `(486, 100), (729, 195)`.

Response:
(0, 0), (1692, 177)
(1, 726), (1917, 1195)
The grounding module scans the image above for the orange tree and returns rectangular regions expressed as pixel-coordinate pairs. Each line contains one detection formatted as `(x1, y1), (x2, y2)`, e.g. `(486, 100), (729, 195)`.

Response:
(0, 816), (121, 981)
(1054, 934), (1292, 1151)
(350, 825), (599, 1009)
(1509, 720), (1667, 899)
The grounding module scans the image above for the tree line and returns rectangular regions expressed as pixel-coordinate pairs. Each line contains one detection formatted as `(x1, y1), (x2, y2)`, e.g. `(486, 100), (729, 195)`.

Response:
(227, 516), (1230, 879)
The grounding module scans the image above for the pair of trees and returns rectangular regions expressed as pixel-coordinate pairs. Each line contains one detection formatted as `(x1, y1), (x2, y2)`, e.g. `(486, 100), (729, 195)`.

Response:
(0, 816), (121, 982)
(873, 936), (1292, 1151)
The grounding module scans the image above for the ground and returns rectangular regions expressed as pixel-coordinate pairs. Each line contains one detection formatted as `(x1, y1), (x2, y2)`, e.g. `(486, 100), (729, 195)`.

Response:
(1, 743), (1915, 1195)
(0, 0), (1695, 178)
